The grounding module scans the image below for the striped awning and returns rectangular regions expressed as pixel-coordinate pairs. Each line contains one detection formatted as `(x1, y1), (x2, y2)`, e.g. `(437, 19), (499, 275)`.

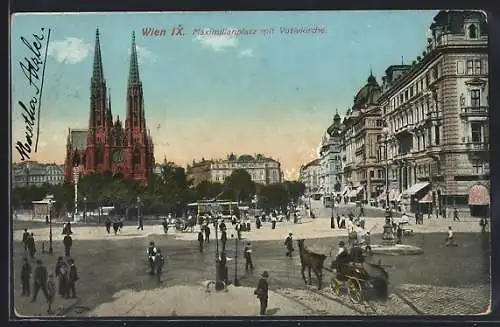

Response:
(469, 184), (490, 206)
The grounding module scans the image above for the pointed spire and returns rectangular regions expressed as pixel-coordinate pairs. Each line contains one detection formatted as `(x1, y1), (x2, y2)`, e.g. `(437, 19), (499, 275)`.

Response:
(108, 88), (112, 110)
(128, 31), (141, 86)
(92, 28), (104, 82)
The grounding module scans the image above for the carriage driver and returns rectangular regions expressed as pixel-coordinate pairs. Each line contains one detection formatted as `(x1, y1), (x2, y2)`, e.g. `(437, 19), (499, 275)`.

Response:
(147, 241), (159, 275)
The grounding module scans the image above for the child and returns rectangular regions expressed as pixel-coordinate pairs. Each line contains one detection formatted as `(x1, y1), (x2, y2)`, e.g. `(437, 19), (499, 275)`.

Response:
(47, 274), (56, 314)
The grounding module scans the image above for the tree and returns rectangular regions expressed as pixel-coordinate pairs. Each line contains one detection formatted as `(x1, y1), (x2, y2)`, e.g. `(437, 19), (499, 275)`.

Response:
(257, 183), (288, 210)
(283, 181), (306, 202)
(224, 169), (256, 202)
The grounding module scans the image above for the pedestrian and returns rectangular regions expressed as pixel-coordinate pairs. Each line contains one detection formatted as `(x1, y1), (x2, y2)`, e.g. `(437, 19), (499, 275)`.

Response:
(396, 224), (403, 244)
(46, 215), (49, 224)
(453, 208), (460, 221)
(221, 229), (227, 253)
(445, 226), (456, 247)
(271, 215), (277, 230)
(254, 271), (269, 315)
(147, 241), (158, 275)
(293, 212), (298, 224)
(480, 217), (488, 233)
(32, 259), (49, 303)
(66, 258), (78, 298)
(22, 229), (30, 256)
(137, 217), (144, 230)
(340, 215), (346, 229)
(198, 231), (204, 252)
(330, 215), (335, 229)
(28, 233), (36, 260)
(204, 225), (210, 243)
(236, 221), (242, 240)
(256, 216), (262, 229)
(155, 249), (165, 284)
(162, 218), (169, 234)
(47, 274), (56, 314)
(21, 257), (32, 297)
(55, 256), (68, 297)
(105, 218), (111, 234)
(336, 215), (341, 229)
(284, 233), (294, 257)
(63, 234), (73, 257)
(244, 242), (254, 272)
(359, 216), (366, 229)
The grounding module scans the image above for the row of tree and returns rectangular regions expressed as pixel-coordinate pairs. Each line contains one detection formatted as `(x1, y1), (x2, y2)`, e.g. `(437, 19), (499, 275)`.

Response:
(12, 163), (306, 217)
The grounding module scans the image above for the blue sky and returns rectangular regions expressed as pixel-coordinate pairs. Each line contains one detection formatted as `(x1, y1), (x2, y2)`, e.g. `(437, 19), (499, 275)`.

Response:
(11, 10), (438, 178)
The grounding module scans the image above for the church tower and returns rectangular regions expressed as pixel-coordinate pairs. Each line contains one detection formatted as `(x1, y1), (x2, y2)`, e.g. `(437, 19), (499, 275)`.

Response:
(124, 31), (150, 183)
(86, 28), (112, 173)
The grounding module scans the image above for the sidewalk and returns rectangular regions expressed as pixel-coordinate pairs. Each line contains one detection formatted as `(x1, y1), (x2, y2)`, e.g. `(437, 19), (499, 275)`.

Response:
(13, 216), (483, 243)
(87, 283), (309, 316)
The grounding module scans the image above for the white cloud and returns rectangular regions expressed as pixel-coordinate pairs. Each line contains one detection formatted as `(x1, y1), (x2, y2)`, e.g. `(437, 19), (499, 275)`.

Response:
(129, 45), (158, 64)
(238, 48), (254, 58)
(48, 37), (93, 64)
(195, 28), (239, 52)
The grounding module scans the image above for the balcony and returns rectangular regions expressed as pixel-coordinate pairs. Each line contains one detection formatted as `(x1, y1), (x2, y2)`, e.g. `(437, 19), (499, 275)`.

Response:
(460, 106), (488, 117)
(466, 141), (489, 152)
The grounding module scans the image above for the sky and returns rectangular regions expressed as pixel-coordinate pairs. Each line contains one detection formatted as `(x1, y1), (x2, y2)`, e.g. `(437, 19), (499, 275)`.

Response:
(11, 10), (438, 179)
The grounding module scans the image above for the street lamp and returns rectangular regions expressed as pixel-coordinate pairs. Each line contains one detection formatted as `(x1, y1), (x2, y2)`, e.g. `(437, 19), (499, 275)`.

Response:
(330, 191), (335, 219)
(83, 196), (87, 224)
(48, 198), (53, 255)
(232, 234), (240, 286)
(381, 126), (395, 245)
(137, 196), (143, 230)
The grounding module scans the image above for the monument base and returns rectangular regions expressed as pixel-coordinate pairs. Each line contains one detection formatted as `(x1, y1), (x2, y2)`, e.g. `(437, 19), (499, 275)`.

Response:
(370, 244), (423, 256)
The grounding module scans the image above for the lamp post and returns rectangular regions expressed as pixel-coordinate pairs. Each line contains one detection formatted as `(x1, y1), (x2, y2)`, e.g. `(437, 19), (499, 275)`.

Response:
(382, 126), (395, 245)
(233, 234), (240, 286)
(48, 198), (53, 255)
(137, 196), (143, 230)
(330, 191), (335, 219)
(83, 196), (87, 224)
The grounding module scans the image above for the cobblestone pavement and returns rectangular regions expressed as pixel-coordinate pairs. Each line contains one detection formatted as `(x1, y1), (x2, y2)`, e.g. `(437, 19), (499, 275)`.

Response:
(12, 221), (490, 317)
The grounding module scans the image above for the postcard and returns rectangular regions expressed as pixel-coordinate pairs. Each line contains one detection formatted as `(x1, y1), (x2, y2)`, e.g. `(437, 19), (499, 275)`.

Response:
(10, 10), (490, 317)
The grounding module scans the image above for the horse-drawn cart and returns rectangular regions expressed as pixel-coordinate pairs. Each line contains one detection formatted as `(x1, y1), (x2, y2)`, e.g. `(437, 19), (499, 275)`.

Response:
(327, 261), (389, 304)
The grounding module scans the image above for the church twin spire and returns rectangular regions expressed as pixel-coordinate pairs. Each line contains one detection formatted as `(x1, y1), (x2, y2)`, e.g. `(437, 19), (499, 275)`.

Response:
(128, 31), (141, 87)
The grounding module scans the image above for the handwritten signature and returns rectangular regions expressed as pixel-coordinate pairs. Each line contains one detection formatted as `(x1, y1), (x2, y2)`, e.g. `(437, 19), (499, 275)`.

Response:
(15, 27), (51, 161)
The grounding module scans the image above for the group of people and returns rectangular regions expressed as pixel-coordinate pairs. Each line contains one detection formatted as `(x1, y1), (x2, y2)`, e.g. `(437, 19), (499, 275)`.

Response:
(20, 227), (79, 314)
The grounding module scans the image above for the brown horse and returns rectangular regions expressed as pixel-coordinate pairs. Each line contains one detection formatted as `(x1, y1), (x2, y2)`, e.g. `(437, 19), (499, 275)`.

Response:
(297, 239), (327, 290)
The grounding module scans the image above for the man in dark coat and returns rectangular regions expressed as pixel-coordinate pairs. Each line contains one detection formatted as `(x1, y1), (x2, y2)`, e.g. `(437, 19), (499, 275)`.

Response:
(254, 271), (269, 315)
(22, 229), (30, 255)
(31, 259), (49, 302)
(198, 231), (204, 252)
(66, 258), (78, 298)
(219, 220), (227, 232)
(204, 225), (210, 243)
(221, 229), (227, 253)
(284, 233), (294, 257)
(349, 241), (365, 263)
(21, 257), (32, 296)
(55, 256), (68, 297)
(453, 208), (460, 221)
(336, 215), (341, 229)
(28, 233), (36, 260)
(105, 218), (112, 234)
(255, 216), (262, 229)
(244, 242), (254, 272)
(330, 215), (335, 229)
(154, 250), (165, 284)
(63, 234), (73, 257)
(147, 241), (158, 275)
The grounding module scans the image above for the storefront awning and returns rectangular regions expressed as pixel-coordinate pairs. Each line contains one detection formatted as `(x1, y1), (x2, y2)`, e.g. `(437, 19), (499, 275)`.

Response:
(469, 184), (490, 206)
(402, 182), (430, 197)
(348, 186), (364, 198)
(418, 191), (433, 204)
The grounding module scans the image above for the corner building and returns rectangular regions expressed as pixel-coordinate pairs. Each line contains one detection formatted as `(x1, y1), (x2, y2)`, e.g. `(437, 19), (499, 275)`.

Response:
(377, 10), (489, 215)
(64, 30), (155, 184)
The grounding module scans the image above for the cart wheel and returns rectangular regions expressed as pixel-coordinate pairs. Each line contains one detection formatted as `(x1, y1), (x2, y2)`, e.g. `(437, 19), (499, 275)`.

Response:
(330, 278), (342, 297)
(347, 279), (363, 303)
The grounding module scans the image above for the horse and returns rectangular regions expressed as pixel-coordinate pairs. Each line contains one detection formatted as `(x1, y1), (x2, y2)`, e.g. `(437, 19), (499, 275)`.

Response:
(297, 239), (327, 290)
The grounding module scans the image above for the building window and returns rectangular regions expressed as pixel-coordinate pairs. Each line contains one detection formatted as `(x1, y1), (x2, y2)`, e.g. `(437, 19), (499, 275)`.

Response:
(467, 60), (474, 75)
(435, 126), (440, 145)
(457, 61), (465, 75)
(472, 163), (483, 175)
(471, 89), (480, 107)
(405, 90), (408, 101)
(474, 59), (481, 75)
(370, 171), (374, 178)
(471, 122), (482, 143)
(468, 24), (477, 39)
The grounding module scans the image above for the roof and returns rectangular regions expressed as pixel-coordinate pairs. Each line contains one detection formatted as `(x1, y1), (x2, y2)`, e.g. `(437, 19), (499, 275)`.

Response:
(69, 129), (88, 150)
(302, 158), (321, 170)
(353, 73), (382, 110)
